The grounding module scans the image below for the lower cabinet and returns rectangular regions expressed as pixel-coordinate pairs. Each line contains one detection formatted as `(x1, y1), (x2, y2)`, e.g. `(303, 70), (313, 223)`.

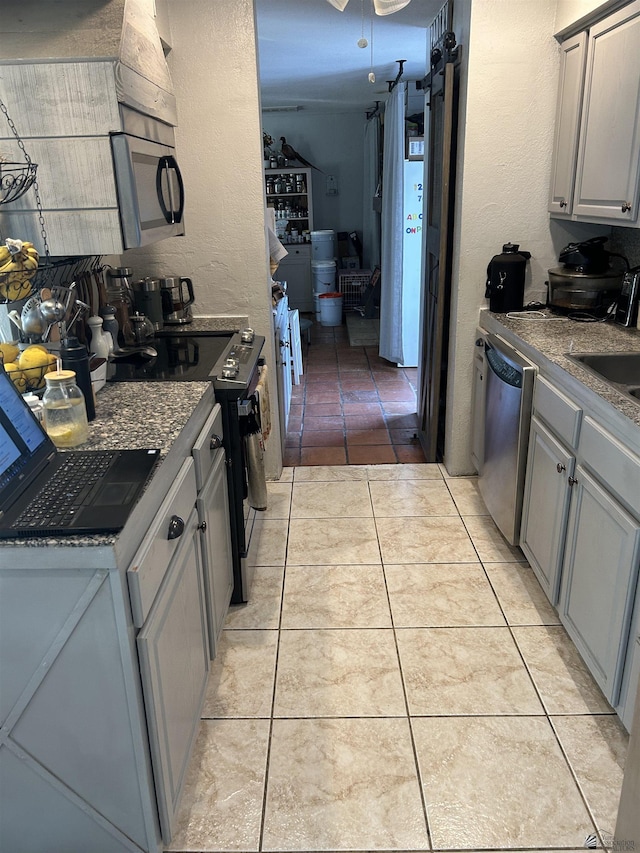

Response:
(137, 501), (209, 844)
(520, 416), (575, 605)
(559, 465), (640, 705)
(519, 372), (640, 727)
(277, 245), (313, 312)
(274, 296), (292, 449)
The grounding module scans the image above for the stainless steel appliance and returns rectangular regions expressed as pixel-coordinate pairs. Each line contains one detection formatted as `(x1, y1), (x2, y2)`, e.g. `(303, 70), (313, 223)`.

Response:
(132, 278), (164, 332)
(547, 236), (627, 313)
(108, 328), (266, 603)
(110, 114), (185, 250)
(159, 276), (195, 325)
(477, 333), (536, 546)
(615, 267), (640, 327)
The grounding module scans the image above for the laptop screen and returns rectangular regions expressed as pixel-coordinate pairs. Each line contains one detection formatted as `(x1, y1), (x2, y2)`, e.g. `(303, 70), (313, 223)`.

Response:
(0, 368), (54, 510)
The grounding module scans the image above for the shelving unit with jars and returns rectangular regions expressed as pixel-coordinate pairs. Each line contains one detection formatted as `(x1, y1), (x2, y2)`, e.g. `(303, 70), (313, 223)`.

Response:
(265, 167), (314, 313)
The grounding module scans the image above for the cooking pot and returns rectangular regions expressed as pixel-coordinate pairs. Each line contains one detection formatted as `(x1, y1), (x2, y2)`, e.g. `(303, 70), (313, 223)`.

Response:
(547, 266), (624, 312)
(558, 235), (611, 274)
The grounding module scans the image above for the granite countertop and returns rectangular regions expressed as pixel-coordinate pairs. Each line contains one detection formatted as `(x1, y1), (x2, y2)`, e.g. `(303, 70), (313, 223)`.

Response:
(480, 309), (640, 428)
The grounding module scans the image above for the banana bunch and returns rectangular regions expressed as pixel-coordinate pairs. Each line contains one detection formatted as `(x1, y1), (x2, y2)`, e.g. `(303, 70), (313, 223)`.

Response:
(0, 238), (39, 302)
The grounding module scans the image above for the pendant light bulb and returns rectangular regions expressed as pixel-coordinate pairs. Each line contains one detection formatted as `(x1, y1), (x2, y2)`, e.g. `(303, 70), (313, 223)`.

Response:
(358, 37), (368, 47)
(368, 71), (376, 83)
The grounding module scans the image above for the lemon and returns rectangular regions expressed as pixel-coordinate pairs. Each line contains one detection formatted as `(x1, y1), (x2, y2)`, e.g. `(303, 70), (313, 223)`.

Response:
(3, 362), (27, 392)
(0, 343), (19, 364)
(18, 345), (52, 370)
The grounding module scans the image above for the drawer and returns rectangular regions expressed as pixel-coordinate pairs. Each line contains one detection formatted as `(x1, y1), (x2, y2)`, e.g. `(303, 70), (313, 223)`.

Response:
(580, 417), (640, 516)
(192, 403), (224, 491)
(127, 457), (198, 627)
(533, 376), (582, 448)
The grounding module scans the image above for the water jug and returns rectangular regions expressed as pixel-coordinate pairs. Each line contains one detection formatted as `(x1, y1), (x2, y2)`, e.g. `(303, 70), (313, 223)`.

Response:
(485, 243), (531, 313)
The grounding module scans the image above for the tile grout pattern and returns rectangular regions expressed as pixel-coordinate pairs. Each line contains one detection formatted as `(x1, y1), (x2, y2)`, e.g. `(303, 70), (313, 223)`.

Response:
(167, 464), (629, 853)
(283, 318), (427, 466)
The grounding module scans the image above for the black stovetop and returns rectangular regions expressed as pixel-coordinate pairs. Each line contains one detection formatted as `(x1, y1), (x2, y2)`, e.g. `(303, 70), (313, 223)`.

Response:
(107, 330), (234, 383)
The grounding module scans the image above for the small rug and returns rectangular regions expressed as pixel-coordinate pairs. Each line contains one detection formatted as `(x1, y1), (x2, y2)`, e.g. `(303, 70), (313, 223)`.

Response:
(346, 314), (380, 347)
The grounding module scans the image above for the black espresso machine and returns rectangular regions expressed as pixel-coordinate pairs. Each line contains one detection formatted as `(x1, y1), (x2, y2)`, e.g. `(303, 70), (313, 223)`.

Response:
(108, 327), (266, 603)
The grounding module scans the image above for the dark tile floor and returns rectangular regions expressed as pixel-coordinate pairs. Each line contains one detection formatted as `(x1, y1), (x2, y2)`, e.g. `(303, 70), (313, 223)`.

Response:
(283, 319), (427, 466)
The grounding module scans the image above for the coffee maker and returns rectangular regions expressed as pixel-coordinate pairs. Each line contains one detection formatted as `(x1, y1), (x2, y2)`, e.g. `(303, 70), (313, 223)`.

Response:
(158, 276), (195, 325)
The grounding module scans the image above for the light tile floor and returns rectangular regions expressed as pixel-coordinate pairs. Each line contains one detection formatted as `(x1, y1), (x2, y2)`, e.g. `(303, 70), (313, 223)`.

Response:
(167, 464), (629, 853)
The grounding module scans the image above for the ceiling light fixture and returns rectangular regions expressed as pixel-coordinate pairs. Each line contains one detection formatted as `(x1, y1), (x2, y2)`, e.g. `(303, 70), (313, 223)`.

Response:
(326, 0), (411, 14)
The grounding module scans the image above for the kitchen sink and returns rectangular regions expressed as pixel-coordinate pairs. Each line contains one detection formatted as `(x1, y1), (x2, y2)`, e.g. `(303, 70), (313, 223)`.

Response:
(566, 351), (640, 406)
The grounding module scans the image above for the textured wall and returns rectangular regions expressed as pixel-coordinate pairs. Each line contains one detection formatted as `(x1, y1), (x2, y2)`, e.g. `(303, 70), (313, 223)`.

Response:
(121, 0), (283, 476)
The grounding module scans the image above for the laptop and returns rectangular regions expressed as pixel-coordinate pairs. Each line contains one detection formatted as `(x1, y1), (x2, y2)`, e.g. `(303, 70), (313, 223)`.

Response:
(0, 367), (160, 538)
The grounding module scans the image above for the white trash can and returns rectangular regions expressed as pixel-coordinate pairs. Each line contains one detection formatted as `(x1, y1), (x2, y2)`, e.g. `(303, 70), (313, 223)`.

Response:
(313, 292), (323, 321)
(319, 292), (343, 326)
(311, 230), (335, 261)
(311, 259), (336, 293)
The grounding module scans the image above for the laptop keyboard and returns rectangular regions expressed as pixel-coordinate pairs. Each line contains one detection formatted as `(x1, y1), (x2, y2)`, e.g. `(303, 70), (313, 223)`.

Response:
(12, 452), (117, 530)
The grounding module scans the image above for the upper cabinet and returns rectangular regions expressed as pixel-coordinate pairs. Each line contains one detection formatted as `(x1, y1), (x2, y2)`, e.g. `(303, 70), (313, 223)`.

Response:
(549, 0), (640, 226)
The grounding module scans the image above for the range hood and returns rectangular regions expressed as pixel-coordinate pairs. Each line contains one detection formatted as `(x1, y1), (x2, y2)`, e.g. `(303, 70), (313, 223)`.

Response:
(0, 0), (176, 126)
(0, 0), (181, 256)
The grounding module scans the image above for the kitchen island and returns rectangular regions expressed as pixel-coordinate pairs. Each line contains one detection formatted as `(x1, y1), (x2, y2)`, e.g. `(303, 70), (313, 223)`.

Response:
(0, 377), (225, 853)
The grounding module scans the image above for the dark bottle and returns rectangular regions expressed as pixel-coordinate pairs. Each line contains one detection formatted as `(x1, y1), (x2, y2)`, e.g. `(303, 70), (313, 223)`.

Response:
(485, 243), (532, 313)
(60, 336), (96, 421)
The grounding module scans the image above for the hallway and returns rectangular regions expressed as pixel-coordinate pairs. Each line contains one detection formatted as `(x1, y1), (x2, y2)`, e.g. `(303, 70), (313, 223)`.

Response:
(167, 464), (628, 852)
(283, 320), (427, 466)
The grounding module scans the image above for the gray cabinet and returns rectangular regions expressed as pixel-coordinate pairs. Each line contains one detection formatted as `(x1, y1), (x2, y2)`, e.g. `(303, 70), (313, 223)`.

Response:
(134, 458), (210, 844)
(470, 332), (486, 472)
(520, 416), (575, 605)
(278, 244), (313, 313)
(549, 0), (640, 225)
(559, 464), (640, 704)
(548, 32), (587, 216)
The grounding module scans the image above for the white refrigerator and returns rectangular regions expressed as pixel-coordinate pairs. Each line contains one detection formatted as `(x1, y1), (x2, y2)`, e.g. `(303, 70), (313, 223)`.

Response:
(399, 159), (424, 367)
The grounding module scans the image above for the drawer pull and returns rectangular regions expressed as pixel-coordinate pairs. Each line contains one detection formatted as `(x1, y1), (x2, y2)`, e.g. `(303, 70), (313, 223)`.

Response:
(167, 515), (185, 540)
(556, 462), (566, 473)
(210, 434), (223, 450)
(198, 520), (207, 532)
(568, 476), (578, 487)
(622, 201), (632, 213)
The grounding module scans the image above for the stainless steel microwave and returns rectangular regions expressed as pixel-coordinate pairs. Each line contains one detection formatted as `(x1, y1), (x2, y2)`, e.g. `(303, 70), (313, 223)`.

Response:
(111, 119), (185, 249)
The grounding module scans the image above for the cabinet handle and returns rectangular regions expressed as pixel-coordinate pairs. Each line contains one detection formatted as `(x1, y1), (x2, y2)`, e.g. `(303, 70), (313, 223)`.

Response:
(198, 520), (207, 533)
(568, 475), (578, 487)
(622, 201), (632, 213)
(210, 434), (223, 449)
(556, 462), (566, 473)
(167, 514), (185, 540)
(559, 199), (567, 208)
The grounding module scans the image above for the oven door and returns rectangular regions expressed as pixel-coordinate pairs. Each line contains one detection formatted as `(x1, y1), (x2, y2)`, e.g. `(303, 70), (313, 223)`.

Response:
(111, 132), (185, 249)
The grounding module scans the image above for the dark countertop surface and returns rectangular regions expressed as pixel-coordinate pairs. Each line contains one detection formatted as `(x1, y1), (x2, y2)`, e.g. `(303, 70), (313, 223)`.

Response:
(480, 309), (640, 429)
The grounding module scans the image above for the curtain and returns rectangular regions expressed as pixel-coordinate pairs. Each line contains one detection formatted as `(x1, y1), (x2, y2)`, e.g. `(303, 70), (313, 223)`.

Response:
(379, 81), (405, 364)
(362, 115), (381, 271)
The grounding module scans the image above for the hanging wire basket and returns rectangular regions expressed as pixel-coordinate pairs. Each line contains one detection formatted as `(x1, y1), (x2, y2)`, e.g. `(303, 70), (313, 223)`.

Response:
(0, 160), (38, 205)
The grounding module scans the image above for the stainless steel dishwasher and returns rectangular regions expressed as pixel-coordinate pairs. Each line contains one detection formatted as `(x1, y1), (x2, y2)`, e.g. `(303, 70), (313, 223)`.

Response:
(477, 333), (536, 546)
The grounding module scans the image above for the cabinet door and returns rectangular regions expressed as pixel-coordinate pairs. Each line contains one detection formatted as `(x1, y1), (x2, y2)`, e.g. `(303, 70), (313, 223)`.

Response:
(197, 448), (234, 658)
(137, 506), (209, 844)
(559, 465), (640, 704)
(520, 417), (575, 606)
(278, 246), (313, 312)
(548, 32), (588, 216)
(573, 0), (640, 222)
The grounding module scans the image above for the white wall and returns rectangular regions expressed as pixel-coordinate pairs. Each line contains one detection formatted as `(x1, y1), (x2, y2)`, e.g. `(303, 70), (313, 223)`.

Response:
(444, 0), (598, 475)
(121, 0), (283, 478)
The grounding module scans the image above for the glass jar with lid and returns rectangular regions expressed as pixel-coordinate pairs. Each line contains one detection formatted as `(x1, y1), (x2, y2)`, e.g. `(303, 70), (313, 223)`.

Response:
(42, 370), (89, 448)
